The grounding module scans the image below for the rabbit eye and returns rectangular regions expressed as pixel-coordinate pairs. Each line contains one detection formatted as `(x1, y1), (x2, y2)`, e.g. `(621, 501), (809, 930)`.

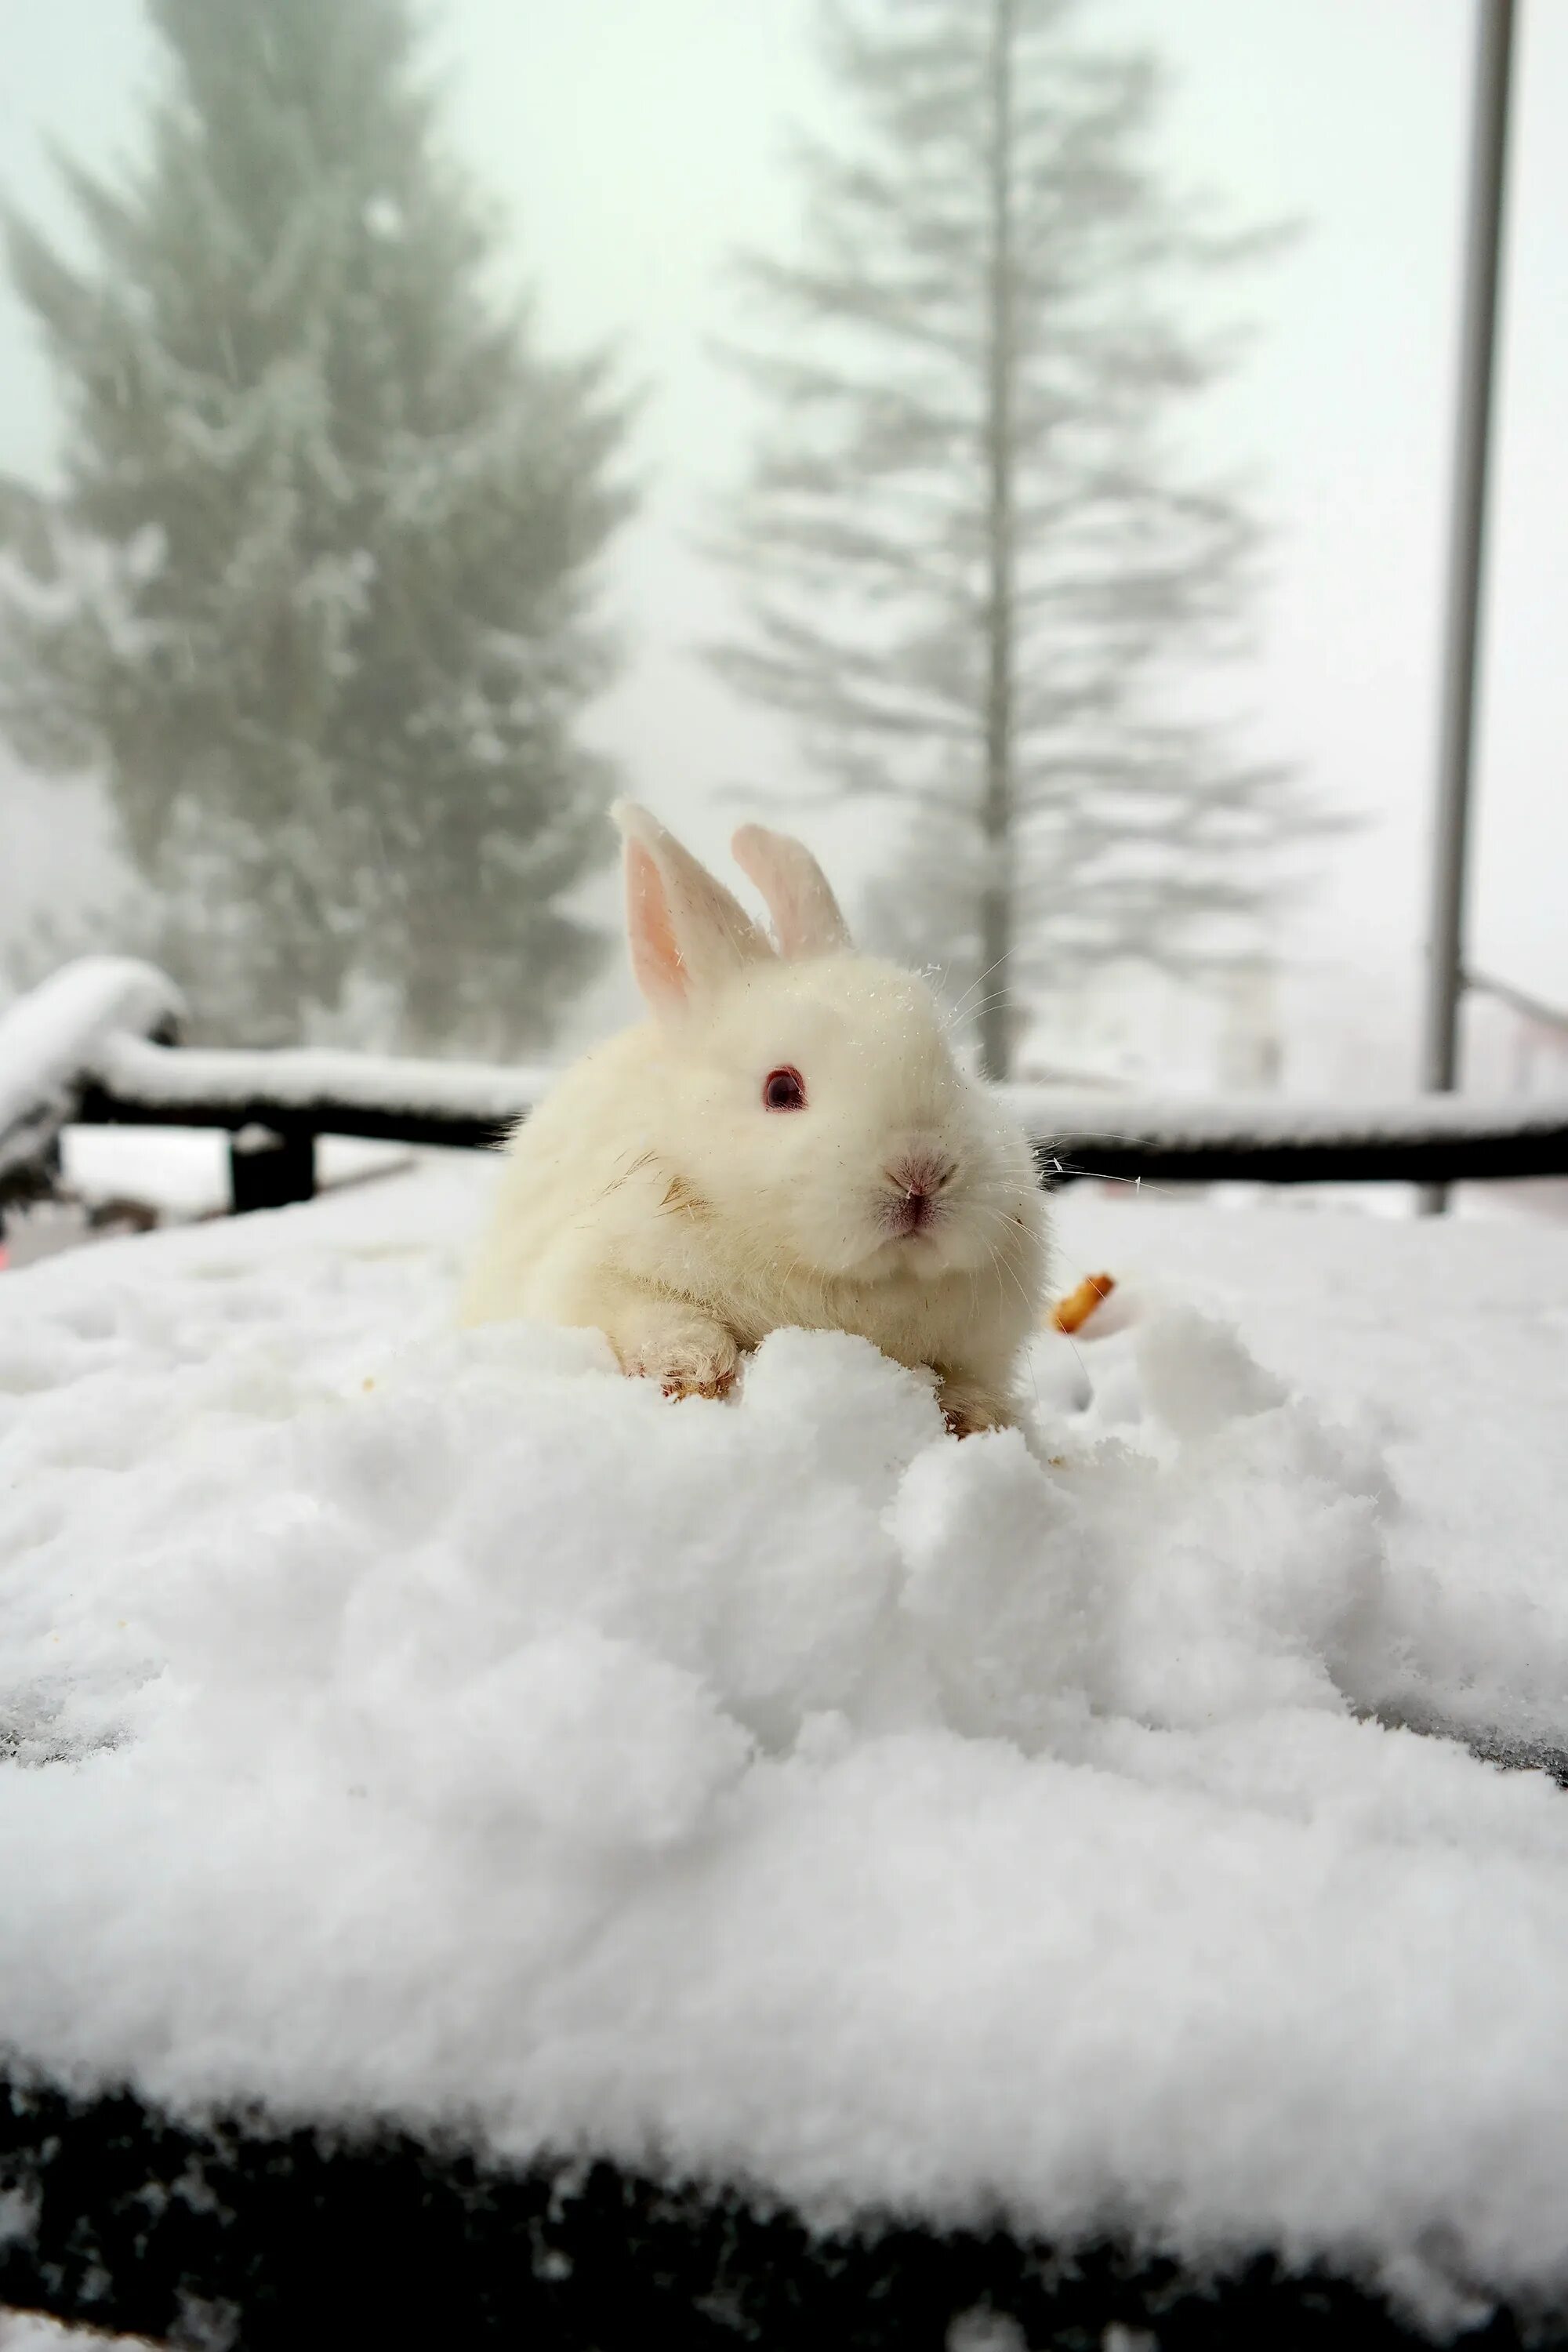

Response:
(762, 1066), (807, 1112)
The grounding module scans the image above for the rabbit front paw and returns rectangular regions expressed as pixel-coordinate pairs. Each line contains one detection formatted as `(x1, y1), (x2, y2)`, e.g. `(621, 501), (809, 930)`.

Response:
(622, 1318), (739, 1403)
(935, 1372), (1014, 1439)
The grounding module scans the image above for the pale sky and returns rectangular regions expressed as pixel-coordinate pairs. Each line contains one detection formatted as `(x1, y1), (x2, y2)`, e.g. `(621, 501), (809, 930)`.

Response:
(1, 0), (1564, 1073)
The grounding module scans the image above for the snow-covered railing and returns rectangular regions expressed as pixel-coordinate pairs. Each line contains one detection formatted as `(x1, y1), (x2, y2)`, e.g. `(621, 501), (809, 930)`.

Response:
(78, 1036), (1568, 1201)
(85, 1027), (548, 1144)
(75, 1030), (553, 1211)
(0, 957), (184, 1202)
(4, 958), (1568, 1223)
(1001, 1082), (1568, 1188)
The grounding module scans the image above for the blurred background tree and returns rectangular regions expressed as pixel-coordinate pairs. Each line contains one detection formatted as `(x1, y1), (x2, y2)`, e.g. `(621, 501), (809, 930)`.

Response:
(713, 0), (1325, 1080)
(0, 0), (634, 1051)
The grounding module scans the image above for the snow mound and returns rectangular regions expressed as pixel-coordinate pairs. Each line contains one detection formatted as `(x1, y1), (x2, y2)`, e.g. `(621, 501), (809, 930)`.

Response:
(3, 1165), (1568, 2332)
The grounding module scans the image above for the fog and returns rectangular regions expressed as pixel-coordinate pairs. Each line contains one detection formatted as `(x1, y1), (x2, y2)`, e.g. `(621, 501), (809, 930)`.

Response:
(2, 0), (1564, 1087)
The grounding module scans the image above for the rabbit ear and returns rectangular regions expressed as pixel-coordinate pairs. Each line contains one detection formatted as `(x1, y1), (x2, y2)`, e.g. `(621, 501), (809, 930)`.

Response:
(730, 822), (853, 959)
(614, 801), (771, 1014)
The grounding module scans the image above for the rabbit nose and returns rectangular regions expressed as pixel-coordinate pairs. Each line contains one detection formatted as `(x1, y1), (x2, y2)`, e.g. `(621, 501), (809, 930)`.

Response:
(887, 1153), (955, 1200)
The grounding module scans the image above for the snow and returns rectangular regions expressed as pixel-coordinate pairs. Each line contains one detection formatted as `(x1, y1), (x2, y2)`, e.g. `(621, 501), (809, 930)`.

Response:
(93, 1031), (546, 1126)
(1002, 1080), (1568, 1149)
(0, 961), (183, 1186)
(58, 1126), (413, 1222)
(2, 1162), (1568, 2332)
(0, 2317), (154, 2351)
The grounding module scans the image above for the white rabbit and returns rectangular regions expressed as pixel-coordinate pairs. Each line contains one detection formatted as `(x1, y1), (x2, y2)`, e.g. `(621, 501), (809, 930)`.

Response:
(459, 804), (1049, 1434)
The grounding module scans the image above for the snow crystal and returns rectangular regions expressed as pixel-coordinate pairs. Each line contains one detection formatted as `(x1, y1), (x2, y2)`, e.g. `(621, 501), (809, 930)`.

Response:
(2, 1162), (1568, 2328)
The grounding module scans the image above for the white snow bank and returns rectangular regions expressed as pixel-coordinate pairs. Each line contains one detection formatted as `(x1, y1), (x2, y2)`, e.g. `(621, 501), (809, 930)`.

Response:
(2, 1165), (1568, 2330)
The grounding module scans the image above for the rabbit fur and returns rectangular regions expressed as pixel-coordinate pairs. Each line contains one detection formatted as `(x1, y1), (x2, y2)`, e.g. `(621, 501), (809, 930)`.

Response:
(459, 804), (1048, 1434)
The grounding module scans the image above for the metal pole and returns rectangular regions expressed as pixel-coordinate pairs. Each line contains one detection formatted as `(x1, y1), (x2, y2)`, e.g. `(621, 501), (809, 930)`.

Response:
(1418, 0), (1516, 1211)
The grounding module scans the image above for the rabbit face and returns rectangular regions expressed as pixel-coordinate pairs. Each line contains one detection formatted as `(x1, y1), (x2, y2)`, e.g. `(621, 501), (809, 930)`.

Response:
(639, 953), (1033, 1284)
(614, 805), (1040, 1288)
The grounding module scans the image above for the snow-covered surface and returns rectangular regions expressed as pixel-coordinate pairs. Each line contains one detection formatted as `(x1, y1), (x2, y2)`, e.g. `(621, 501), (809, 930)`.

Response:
(1001, 1079), (1568, 1148)
(93, 1031), (547, 1126)
(0, 961), (183, 1184)
(2, 1163), (1568, 2331)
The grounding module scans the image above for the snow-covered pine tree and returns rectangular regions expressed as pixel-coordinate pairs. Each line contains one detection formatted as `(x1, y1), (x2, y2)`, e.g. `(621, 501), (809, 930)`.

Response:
(713, 0), (1325, 1080)
(0, 0), (633, 1050)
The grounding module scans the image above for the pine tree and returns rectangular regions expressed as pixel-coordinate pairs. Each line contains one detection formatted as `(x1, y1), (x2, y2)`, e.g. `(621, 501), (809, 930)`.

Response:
(0, 0), (633, 1051)
(713, 0), (1322, 1080)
